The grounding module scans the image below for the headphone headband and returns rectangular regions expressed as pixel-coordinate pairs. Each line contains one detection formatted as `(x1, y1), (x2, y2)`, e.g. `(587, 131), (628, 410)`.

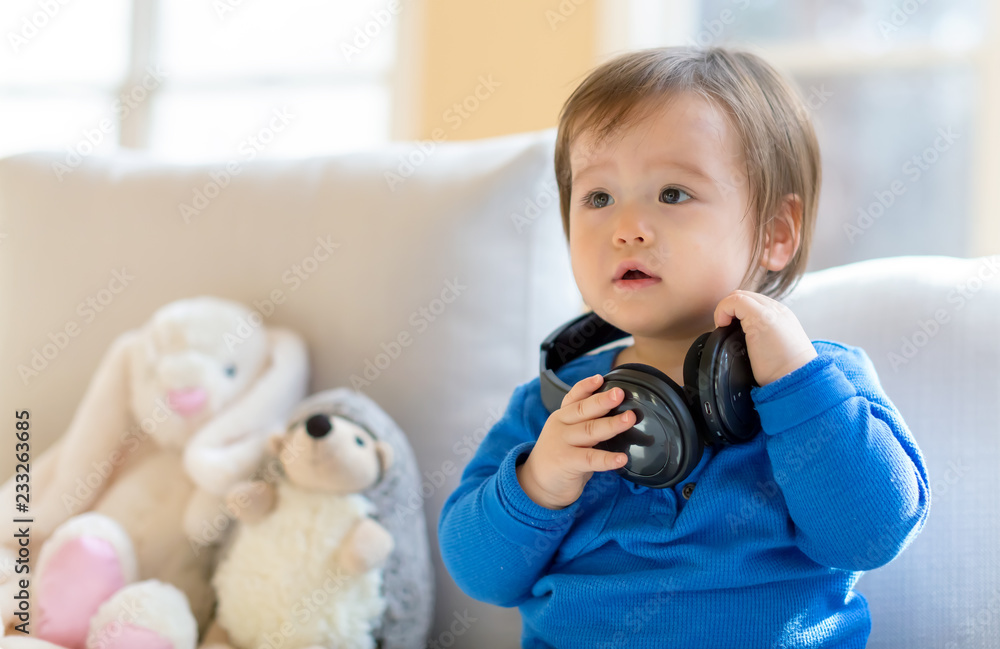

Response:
(539, 311), (629, 412)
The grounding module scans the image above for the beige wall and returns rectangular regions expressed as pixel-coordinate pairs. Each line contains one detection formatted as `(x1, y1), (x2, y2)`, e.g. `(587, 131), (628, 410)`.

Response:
(410, 0), (598, 141)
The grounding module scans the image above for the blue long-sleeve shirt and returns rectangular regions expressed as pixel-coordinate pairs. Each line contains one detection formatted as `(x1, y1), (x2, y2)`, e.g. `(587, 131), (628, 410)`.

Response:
(439, 341), (930, 648)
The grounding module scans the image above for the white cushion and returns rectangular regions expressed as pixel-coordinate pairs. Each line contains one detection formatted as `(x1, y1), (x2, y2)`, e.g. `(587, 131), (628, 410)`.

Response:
(0, 127), (580, 647)
(784, 254), (1000, 649)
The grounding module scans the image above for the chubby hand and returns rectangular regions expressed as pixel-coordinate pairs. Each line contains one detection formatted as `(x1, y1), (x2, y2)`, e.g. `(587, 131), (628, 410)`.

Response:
(714, 290), (817, 387)
(516, 374), (632, 510)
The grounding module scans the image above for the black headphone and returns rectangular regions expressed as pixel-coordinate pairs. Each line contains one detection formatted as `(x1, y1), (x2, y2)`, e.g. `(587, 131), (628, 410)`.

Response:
(539, 311), (761, 489)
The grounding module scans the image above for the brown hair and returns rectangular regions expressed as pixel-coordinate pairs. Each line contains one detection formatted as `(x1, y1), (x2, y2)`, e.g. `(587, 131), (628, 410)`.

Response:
(554, 46), (821, 301)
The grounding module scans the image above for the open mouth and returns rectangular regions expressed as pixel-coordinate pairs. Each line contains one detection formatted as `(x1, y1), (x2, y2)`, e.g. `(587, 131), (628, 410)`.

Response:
(613, 271), (661, 290)
(613, 259), (661, 290)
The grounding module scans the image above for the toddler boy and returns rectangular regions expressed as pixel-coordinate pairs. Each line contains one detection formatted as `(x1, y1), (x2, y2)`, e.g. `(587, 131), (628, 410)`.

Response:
(439, 46), (929, 648)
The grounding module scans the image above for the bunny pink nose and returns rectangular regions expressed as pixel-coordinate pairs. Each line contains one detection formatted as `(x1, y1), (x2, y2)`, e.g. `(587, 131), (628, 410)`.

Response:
(167, 387), (207, 417)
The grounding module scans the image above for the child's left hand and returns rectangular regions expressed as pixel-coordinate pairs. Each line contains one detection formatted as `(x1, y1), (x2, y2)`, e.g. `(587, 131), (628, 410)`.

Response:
(714, 290), (818, 387)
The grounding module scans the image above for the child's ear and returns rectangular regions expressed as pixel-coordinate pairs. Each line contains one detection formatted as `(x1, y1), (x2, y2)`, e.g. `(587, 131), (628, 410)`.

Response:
(759, 193), (802, 272)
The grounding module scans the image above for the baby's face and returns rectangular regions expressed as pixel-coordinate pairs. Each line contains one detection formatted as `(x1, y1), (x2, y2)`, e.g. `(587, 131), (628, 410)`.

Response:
(567, 90), (759, 339)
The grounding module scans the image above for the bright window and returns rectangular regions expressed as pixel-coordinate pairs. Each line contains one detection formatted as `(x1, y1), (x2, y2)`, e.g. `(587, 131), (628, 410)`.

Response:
(0, 0), (400, 162)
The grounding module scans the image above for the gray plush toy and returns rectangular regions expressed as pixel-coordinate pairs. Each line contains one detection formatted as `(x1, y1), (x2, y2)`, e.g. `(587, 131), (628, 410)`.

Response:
(201, 388), (434, 649)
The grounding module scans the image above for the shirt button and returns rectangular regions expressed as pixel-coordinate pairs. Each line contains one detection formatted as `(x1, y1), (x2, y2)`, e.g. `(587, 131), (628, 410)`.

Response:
(682, 482), (696, 500)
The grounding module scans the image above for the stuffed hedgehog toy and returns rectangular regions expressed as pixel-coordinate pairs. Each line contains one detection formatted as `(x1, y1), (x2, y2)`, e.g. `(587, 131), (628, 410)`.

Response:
(0, 296), (310, 648)
(201, 389), (434, 649)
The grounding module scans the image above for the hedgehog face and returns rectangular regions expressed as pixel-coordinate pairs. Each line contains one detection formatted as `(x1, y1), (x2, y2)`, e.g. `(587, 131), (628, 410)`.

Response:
(270, 413), (394, 494)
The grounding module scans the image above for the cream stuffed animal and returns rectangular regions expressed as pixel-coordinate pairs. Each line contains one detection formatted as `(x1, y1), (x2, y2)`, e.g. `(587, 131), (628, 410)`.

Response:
(202, 389), (435, 649)
(0, 296), (309, 649)
(203, 410), (395, 649)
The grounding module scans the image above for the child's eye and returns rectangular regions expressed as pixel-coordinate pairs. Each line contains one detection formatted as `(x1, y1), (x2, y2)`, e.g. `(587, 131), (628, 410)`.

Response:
(580, 191), (614, 209)
(660, 187), (692, 204)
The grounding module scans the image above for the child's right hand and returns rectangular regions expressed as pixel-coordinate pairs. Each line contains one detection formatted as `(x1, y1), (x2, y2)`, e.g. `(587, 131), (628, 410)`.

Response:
(516, 374), (633, 510)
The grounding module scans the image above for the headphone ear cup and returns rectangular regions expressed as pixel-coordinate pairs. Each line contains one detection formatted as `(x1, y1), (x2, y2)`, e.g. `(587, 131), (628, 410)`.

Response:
(596, 364), (702, 489)
(683, 332), (711, 398)
(698, 321), (762, 446)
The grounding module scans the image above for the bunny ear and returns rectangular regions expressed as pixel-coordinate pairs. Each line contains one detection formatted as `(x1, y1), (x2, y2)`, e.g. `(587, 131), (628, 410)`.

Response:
(183, 327), (309, 495)
(2, 329), (140, 546)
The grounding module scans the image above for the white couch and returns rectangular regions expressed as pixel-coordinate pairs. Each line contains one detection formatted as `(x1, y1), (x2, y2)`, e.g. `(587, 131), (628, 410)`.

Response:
(0, 128), (997, 648)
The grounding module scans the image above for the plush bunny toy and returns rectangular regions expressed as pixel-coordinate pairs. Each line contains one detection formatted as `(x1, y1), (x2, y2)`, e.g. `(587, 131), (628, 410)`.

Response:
(0, 296), (309, 649)
(201, 389), (434, 649)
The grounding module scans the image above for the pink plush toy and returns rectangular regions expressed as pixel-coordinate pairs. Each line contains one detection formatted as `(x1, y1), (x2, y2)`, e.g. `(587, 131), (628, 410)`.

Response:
(0, 296), (309, 649)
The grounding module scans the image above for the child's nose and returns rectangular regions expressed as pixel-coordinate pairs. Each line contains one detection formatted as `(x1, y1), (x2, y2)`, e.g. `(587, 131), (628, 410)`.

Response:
(613, 206), (653, 245)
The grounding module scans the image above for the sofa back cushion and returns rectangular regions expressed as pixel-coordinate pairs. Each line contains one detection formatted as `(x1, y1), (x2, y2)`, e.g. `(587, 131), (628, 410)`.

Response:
(0, 127), (580, 647)
(785, 255), (1000, 649)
